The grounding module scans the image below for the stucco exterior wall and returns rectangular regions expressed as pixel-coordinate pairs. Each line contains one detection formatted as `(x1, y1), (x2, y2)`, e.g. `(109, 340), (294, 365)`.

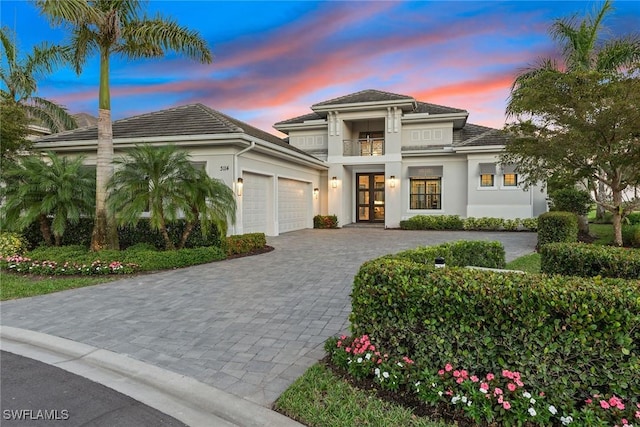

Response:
(401, 123), (453, 149)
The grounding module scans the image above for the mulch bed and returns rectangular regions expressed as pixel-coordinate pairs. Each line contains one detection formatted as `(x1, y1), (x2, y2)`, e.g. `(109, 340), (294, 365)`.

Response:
(225, 245), (274, 260)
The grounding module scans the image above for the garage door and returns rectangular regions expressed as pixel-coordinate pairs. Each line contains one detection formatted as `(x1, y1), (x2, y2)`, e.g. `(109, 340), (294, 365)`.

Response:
(242, 173), (269, 234)
(278, 178), (310, 233)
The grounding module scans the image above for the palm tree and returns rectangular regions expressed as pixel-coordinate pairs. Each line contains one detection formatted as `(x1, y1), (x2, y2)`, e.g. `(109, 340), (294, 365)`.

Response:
(35, 0), (212, 251)
(0, 26), (76, 133)
(507, 0), (640, 241)
(0, 152), (95, 245)
(107, 145), (235, 251)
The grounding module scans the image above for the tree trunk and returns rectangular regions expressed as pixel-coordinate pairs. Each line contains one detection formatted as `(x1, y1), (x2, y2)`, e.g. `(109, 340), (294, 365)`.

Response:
(612, 188), (623, 247)
(91, 48), (119, 251)
(38, 214), (52, 246)
(595, 178), (606, 221)
(577, 215), (590, 235)
(54, 233), (61, 246)
(159, 222), (175, 251)
(178, 221), (195, 250)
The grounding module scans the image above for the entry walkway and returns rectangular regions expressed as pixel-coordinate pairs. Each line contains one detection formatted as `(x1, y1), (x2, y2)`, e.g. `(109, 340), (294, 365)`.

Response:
(0, 229), (535, 407)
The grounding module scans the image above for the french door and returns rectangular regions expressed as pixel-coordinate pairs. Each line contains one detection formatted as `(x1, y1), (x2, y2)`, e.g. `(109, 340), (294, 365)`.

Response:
(356, 173), (385, 222)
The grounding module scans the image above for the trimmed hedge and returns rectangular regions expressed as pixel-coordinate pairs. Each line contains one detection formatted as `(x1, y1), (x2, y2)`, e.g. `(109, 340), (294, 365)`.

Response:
(399, 215), (538, 232)
(393, 240), (506, 269)
(313, 214), (339, 229)
(349, 260), (640, 407)
(626, 212), (640, 225)
(223, 233), (267, 256)
(0, 232), (28, 256)
(537, 211), (577, 248)
(540, 242), (640, 279)
(22, 218), (221, 250)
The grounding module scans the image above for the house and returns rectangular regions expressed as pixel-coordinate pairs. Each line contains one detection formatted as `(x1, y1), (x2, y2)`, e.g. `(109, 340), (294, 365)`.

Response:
(33, 90), (546, 236)
(33, 104), (327, 236)
(274, 89), (547, 229)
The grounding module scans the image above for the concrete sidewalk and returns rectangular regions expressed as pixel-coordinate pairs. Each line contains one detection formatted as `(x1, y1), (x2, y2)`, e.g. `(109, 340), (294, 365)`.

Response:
(0, 229), (536, 413)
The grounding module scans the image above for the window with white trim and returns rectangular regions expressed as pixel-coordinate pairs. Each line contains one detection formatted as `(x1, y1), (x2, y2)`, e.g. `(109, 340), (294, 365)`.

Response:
(408, 166), (442, 210)
(502, 164), (518, 187)
(479, 163), (496, 187)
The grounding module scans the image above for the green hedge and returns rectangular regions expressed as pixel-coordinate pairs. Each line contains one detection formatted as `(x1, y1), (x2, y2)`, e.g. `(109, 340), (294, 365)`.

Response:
(349, 260), (640, 407)
(392, 240), (505, 269)
(23, 244), (226, 272)
(399, 215), (538, 231)
(626, 212), (640, 225)
(313, 214), (339, 229)
(537, 211), (578, 248)
(22, 218), (221, 250)
(623, 224), (640, 248)
(223, 233), (267, 256)
(0, 232), (28, 256)
(540, 242), (640, 279)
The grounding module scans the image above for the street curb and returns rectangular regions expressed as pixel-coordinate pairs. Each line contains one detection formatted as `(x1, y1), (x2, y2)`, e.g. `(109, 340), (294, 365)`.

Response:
(0, 326), (304, 427)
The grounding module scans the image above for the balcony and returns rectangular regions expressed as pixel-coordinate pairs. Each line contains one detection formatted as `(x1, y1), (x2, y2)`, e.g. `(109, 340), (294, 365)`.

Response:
(343, 137), (385, 156)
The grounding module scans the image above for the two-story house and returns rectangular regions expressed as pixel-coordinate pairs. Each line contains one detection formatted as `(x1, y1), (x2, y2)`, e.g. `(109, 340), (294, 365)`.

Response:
(33, 89), (546, 236)
(274, 89), (547, 229)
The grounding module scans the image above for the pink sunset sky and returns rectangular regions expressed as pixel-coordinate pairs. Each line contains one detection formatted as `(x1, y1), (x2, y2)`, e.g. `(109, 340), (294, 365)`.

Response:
(2, 0), (639, 136)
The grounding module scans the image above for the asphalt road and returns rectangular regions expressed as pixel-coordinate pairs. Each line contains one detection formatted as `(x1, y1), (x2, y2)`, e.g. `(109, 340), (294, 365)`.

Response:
(0, 351), (188, 427)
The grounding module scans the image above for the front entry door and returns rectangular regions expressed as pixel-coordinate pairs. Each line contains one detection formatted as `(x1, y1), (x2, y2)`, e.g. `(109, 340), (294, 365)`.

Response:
(357, 173), (385, 222)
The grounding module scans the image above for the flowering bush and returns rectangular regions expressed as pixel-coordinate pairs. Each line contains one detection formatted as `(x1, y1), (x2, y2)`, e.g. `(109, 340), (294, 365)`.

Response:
(0, 255), (138, 275)
(326, 334), (639, 426)
(0, 232), (28, 257)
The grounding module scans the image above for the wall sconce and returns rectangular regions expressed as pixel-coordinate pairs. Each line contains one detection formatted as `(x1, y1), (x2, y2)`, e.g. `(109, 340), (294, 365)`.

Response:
(237, 177), (243, 196)
(313, 188), (319, 199)
(389, 175), (396, 188)
(331, 176), (338, 188)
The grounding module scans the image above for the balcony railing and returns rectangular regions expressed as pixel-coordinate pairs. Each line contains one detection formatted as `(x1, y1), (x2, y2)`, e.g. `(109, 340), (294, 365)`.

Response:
(343, 138), (385, 156)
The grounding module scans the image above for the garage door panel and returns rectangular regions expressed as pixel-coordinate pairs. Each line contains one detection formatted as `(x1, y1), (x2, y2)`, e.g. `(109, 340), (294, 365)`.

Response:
(242, 173), (269, 234)
(278, 178), (309, 233)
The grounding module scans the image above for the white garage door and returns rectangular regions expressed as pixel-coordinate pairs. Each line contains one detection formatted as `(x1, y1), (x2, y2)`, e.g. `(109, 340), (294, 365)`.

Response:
(242, 173), (269, 234)
(278, 178), (310, 233)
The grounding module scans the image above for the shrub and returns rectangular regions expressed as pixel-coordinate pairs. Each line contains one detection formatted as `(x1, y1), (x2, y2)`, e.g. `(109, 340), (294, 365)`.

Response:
(626, 212), (640, 225)
(548, 188), (592, 215)
(313, 215), (339, 229)
(0, 232), (28, 256)
(223, 233), (267, 256)
(537, 211), (578, 248)
(622, 224), (640, 248)
(349, 261), (640, 409)
(120, 246), (226, 271)
(540, 242), (640, 279)
(393, 240), (505, 269)
(463, 217), (504, 231)
(399, 215), (464, 230)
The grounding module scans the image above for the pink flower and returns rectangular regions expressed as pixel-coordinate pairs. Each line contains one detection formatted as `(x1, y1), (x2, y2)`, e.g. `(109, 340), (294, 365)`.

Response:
(340, 335), (347, 340)
(502, 369), (511, 378)
(503, 401), (511, 410)
(345, 347), (351, 353)
(494, 388), (503, 396)
(480, 382), (489, 391)
(402, 356), (414, 365)
(600, 400), (610, 409)
(486, 373), (495, 381)
(585, 399), (593, 404)
(453, 370), (460, 378)
(438, 370), (445, 376)
(470, 375), (479, 383)
(445, 363), (453, 372)
(507, 383), (516, 392)
(456, 377), (464, 384)
(498, 396), (504, 404)
(515, 379), (524, 387)
(336, 341), (342, 347)
(622, 419), (628, 425)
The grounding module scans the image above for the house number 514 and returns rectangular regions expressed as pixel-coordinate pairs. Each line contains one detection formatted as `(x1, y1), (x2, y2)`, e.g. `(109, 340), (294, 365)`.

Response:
(220, 166), (229, 171)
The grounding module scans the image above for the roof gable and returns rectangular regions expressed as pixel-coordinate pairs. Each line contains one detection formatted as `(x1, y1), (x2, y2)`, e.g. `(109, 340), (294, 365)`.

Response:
(311, 89), (414, 107)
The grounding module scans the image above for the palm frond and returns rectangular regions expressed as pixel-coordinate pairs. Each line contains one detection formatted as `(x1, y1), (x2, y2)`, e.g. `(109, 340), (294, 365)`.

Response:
(119, 16), (212, 63)
(35, 0), (101, 27)
(596, 37), (640, 72)
(25, 42), (72, 77)
(25, 97), (78, 132)
(70, 25), (98, 74)
(0, 26), (17, 67)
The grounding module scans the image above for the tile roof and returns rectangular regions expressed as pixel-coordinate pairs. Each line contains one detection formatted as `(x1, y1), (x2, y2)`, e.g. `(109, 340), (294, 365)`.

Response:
(453, 123), (509, 147)
(413, 101), (467, 115)
(274, 112), (324, 126)
(35, 104), (318, 160)
(312, 89), (414, 107)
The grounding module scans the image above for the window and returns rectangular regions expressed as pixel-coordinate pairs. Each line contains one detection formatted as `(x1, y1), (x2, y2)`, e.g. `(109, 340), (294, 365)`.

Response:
(480, 174), (494, 187)
(410, 178), (441, 209)
(479, 163), (496, 188)
(503, 173), (518, 187)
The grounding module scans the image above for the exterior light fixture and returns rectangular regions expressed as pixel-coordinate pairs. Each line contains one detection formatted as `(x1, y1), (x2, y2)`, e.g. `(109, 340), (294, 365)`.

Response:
(435, 257), (445, 268)
(389, 175), (396, 188)
(237, 177), (243, 196)
(331, 176), (338, 188)
(313, 187), (319, 199)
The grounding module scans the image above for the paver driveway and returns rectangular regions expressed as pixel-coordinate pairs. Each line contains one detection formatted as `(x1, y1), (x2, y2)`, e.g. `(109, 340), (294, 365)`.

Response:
(0, 229), (536, 406)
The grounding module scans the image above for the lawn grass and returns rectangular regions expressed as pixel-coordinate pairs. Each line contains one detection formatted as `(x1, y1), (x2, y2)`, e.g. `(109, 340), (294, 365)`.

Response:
(274, 363), (451, 427)
(505, 252), (540, 273)
(0, 273), (115, 301)
(589, 223), (615, 245)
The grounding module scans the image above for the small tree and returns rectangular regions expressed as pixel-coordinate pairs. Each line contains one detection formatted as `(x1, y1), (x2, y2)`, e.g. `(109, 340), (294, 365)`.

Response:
(0, 152), (95, 245)
(107, 145), (235, 250)
(0, 100), (30, 163)
(548, 187), (593, 234)
(504, 68), (640, 246)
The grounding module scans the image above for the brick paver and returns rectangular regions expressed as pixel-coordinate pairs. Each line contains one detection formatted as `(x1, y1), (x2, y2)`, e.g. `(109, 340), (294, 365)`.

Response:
(0, 229), (536, 406)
